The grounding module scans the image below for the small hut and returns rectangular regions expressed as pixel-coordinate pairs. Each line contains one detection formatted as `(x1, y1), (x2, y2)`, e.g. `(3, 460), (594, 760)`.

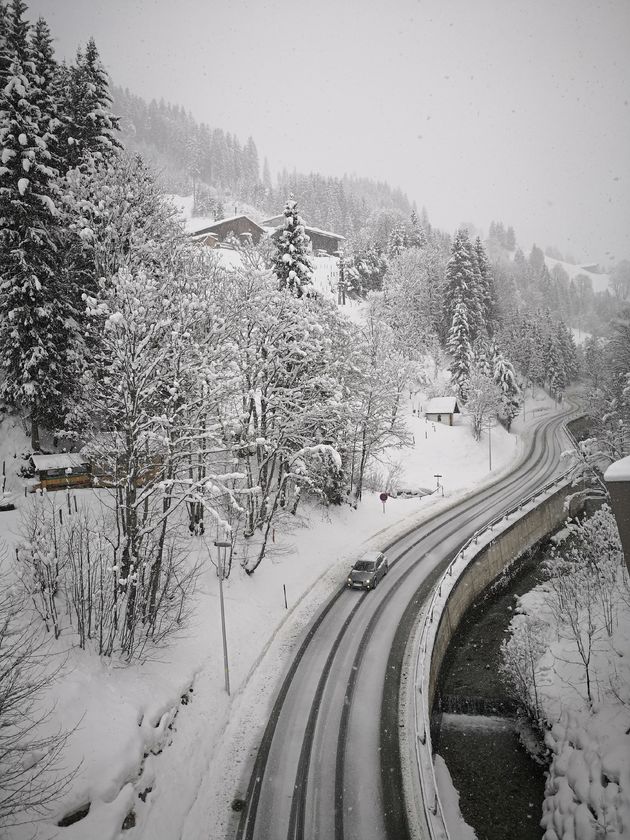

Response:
(30, 453), (91, 490)
(423, 397), (461, 427)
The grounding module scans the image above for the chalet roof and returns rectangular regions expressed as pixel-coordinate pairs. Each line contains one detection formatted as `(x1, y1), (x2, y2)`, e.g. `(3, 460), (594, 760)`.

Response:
(261, 214), (293, 227)
(305, 224), (346, 242)
(261, 215), (345, 242)
(189, 215), (265, 237)
(31, 453), (88, 472)
(424, 397), (460, 415)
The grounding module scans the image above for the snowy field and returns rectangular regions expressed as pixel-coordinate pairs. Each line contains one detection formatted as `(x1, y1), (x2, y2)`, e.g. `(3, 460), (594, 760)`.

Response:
(0, 390), (557, 840)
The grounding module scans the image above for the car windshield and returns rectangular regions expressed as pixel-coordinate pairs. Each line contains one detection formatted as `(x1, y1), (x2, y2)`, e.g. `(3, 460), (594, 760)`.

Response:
(354, 560), (376, 572)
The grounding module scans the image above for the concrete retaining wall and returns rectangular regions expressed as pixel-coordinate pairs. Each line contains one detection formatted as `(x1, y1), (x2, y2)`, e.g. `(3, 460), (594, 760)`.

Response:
(427, 481), (584, 711)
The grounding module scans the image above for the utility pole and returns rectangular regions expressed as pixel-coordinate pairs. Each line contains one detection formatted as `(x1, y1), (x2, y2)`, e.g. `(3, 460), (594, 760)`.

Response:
(214, 540), (232, 695)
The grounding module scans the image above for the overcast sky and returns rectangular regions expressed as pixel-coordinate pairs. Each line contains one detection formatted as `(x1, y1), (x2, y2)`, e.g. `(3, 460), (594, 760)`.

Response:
(27, 0), (630, 266)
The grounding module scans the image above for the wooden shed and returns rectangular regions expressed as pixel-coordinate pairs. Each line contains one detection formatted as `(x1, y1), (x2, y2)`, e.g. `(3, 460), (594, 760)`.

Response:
(424, 397), (461, 426)
(30, 453), (91, 491)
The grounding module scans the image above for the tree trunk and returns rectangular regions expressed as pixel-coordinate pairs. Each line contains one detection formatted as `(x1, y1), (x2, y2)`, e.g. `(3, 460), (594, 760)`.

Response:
(31, 412), (40, 451)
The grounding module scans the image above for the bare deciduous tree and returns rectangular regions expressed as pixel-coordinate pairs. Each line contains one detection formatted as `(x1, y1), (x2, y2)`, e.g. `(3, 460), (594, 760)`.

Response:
(0, 548), (73, 828)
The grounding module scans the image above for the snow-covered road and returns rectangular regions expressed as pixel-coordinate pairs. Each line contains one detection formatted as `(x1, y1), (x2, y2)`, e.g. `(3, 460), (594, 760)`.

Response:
(234, 406), (576, 840)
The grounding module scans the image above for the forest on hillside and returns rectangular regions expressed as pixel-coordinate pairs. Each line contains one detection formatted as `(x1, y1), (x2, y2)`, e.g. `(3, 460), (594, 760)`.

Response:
(112, 85), (413, 237)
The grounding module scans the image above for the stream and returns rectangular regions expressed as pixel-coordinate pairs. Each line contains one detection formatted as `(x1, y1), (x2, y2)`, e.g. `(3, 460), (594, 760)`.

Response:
(433, 545), (548, 840)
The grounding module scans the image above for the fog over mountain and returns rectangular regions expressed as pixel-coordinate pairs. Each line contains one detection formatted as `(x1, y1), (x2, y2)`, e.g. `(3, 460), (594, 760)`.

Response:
(28, 0), (630, 266)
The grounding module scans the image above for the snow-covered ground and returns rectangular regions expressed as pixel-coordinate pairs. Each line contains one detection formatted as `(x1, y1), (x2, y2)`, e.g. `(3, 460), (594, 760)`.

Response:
(0, 388), (555, 840)
(544, 255), (611, 295)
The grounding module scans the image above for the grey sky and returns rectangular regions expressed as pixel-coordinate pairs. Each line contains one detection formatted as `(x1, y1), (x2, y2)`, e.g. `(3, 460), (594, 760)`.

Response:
(27, 0), (630, 265)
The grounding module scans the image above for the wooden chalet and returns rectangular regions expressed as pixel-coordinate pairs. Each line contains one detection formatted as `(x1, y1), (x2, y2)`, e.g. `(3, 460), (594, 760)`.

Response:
(423, 397), (461, 426)
(190, 215), (265, 246)
(261, 215), (346, 256)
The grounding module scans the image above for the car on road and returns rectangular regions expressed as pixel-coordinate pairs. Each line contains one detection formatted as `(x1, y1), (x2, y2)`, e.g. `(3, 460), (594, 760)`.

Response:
(346, 550), (389, 590)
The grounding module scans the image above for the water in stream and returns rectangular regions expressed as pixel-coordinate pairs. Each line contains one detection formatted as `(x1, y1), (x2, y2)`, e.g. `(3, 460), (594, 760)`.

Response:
(434, 546), (548, 840)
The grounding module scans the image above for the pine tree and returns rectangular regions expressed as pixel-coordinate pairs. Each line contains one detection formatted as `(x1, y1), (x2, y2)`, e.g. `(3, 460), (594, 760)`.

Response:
(387, 222), (407, 258)
(442, 228), (484, 344)
(447, 301), (473, 399)
(0, 3), (10, 87)
(474, 236), (494, 331)
(272, 196), (313, 298)
(409, 208), (427, 248)
(492, 344), (521, 429)
(57, 37), (120, 171)
(0, 0), (71, 447)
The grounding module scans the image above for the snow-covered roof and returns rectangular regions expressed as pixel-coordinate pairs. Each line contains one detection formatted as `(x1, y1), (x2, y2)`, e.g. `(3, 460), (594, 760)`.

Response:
(261, 215), (345, 242)
(303, 224), (346, 242)
(424, 397), (460, 415)
(604, 455), (630, 483)
(31, 453), (88, 472)
(189, 215), (265, 236)
(261, 214), (295, 227)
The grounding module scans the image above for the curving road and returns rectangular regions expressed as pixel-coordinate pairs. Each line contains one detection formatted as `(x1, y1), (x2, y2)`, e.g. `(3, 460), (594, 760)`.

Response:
(235, 406), (576, 840)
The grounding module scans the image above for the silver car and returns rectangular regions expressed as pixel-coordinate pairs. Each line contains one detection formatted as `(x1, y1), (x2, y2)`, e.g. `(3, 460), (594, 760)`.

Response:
(346, 551), (389, 590)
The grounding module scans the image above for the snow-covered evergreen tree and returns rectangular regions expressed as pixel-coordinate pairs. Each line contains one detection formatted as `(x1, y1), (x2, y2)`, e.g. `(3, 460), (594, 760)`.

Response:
(408, 208), (427, 248)
(387, 221), (407, 258)
(0, 0), (70, 447)
(272, 196), (313, 297)
(56, 36), (120, 171)
(442, 228), (484, 344)
(492, 344), (521, 429)
(474, 236), (494, 330)
(447, 300), (473, 399)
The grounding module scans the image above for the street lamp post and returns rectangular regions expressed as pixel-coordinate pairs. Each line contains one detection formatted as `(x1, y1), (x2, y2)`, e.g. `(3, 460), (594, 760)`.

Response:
(488, 419), (493, 472)
(214, 540), (232, 696)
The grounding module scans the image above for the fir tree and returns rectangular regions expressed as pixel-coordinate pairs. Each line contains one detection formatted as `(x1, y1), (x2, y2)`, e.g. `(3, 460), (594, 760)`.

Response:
(474, 236), (494, 330)
(409, 208), (427, 248)
(442, 228), (484, 343)
(0, 0), (69, 447)
(272, 196), (313, 298)
(387, 222), (407, 258)
(57, 37), (120, 171)
(492, 344), (521, 429)
(447, 301), (473, 399)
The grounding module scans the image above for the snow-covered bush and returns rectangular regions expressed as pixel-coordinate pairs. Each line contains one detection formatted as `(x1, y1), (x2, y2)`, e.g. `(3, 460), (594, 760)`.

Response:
(17, 494), (199, 659)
